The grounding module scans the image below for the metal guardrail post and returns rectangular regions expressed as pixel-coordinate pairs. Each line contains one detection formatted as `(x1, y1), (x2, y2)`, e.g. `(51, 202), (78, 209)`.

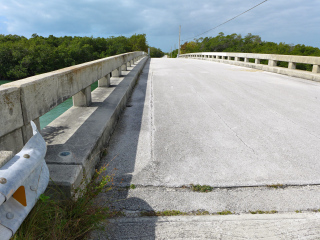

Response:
(0, 121), (49, 239)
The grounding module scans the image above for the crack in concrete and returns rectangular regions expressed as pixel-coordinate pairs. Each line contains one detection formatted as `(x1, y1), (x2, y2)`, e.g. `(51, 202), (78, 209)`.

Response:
(239, 81), (320, 141)
(189, 83), (257, 155)
(113, 183), (320, 191)
(113, 209), (320, 217)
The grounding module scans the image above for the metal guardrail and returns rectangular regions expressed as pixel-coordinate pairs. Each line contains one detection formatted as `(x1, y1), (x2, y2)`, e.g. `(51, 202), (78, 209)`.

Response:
(0, 121), (49, 239)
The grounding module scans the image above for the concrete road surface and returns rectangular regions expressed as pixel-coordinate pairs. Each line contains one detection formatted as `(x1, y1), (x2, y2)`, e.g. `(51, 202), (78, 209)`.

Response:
(104, 58), (320, 187)
(94, 58), (320, 239)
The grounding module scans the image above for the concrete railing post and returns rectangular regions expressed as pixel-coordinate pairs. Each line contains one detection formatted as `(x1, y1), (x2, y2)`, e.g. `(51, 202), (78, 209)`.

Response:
(244, 58), (250, 62)
(288, 62), (296, 70)
(98, 73), (110, 87)
(112, 67), (121, 77)
(268, 59), (277, 67)
(312, 65), (320, 73)
(255, 59), (260, 64)
(127, 61), (131, 67)
(235, 57), (240, 61)
(227, 56), (231, 60)
(73, 86), (92, 107)
(121, 64), (127, 71)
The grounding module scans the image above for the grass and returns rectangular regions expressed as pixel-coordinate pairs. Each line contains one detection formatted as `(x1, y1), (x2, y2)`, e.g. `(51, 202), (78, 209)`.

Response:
(12, 165), (115, 240)
(266, 184), (284, 189)
(140, 210), (188, 217)
(217, 210), (233, 215)
(249, 210), (278, 214)
(194, 210), (210, 215)
(191, 184), (213, 192)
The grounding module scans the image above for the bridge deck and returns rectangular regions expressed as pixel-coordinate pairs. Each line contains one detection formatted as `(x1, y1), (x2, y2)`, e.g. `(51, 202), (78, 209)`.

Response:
(103, 58), (320, 188)
(93, 58), (320, 239)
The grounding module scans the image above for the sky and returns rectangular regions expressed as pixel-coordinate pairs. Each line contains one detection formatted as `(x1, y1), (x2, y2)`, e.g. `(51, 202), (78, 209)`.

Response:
(0, 0), (319, 52)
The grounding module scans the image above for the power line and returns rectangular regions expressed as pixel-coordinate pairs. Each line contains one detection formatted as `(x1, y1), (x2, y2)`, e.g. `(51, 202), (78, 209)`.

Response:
(182, 0), (268, 42)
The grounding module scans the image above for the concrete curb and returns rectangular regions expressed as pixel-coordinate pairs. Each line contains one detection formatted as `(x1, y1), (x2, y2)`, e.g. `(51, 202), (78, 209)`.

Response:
(42, 56), (149, 197)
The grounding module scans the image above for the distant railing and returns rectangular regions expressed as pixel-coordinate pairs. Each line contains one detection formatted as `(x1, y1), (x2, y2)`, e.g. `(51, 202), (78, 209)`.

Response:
(0, 51), (146, 156)
(180, 52), (320, 82)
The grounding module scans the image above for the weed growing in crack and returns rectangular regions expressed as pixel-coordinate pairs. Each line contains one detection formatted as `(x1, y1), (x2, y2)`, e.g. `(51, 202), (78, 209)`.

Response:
(267, 184), (284, 189)
(217, 210), (233, 215)
(140, 210), (188, 217)
(249, 210), (278, 214)
(191, 184), (213, 192)
(194, 210), (210, 215)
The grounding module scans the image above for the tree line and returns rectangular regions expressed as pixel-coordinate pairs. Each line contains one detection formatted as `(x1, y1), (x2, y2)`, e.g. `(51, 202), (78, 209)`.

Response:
(0, 33), (163, 80)
(178, 32), (320, 71)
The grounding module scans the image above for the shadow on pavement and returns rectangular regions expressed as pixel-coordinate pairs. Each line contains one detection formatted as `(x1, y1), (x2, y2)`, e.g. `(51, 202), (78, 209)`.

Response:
(93, 59), (158, 239)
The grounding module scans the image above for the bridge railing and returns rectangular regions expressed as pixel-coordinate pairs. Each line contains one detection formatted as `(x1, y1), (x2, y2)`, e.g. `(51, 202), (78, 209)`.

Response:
(180, 52), (320, 82)
(0, 51), (146, 157)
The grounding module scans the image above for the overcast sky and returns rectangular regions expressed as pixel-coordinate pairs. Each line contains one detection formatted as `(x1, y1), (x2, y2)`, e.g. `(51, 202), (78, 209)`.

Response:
(0, 0), (319, 52)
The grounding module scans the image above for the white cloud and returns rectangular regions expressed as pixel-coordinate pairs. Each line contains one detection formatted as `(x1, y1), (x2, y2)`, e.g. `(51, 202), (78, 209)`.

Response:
(0, 0), (319, 52)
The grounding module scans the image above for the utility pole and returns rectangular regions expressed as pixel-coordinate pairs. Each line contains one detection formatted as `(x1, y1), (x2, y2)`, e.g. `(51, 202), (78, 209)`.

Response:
(178, 25), (181, 57)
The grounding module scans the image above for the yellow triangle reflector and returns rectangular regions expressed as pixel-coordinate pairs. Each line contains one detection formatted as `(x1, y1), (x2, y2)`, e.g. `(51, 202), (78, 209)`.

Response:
(12, 186), (27, 207)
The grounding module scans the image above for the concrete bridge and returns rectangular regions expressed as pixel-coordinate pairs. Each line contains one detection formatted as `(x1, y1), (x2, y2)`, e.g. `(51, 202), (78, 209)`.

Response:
(1, 51), (320, 238)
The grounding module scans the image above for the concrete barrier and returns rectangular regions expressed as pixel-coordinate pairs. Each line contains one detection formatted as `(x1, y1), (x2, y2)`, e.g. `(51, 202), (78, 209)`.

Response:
(180, 52), (320, 82)
(0, 51), (148, 196)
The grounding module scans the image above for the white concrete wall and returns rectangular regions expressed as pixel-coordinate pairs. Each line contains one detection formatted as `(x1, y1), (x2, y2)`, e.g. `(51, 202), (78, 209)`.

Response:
(0, 51), (146, 155)
(180, 52), (320, 82)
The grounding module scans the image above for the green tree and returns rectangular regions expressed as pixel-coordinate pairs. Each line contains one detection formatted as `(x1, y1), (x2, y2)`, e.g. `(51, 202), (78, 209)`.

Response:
(0, 33), (150, 80)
